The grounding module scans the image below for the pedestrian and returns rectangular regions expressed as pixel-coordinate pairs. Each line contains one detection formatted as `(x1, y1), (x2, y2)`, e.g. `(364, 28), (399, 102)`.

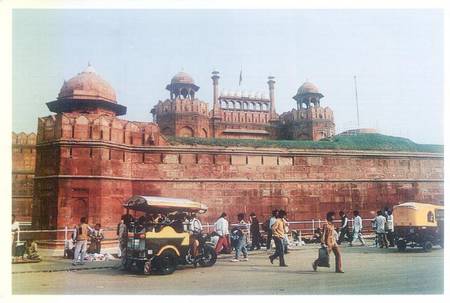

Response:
(118, 215), (128, 268)
(375, 210), (388, 248)
(249, 213), (261, 250)
(214, 212), (230, 254)
(11, 214), (20, 260)
(230, 213), (249, 262)
(313, 211), (344, 273)
(282, 216), (290, 254)
(188, 213), (203, 267)
(116, 218), (124, 257)
(266, 210), (278, 250)
(386, 209), (395, 247)
(337, 211), (349, 245)
(350, 210), (366, 246)
(88, 223), (104, 254)
(72, 217), (93, 266)
(268, 210), (288, 267)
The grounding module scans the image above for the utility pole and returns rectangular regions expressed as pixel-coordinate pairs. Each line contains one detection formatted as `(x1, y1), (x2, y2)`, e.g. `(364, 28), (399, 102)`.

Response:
(354, 75), (360, 129)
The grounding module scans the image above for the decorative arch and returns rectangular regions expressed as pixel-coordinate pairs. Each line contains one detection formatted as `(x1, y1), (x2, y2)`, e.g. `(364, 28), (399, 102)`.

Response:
(201, 128), (208, 138)
(179, 126), (194, 137)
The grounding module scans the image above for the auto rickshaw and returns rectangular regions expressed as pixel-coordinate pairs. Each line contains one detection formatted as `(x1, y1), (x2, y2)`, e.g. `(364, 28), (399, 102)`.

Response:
(123, 195), (217, 275)
(393, 202), (444, 252)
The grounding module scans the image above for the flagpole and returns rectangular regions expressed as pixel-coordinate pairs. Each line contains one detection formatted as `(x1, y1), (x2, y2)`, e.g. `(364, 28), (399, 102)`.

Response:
(354, 75), (360, 129)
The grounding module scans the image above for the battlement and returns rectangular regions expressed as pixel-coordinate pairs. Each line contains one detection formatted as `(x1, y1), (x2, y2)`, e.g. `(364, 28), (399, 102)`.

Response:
(281, 106), (334, 122)
(12, 132), (37, 146)
(37, 113), (165, 146)
(152, 98), (209, 116)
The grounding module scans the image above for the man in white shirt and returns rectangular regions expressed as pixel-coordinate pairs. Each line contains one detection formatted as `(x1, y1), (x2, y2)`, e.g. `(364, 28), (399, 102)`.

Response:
(11, 215), (20, 259)
(386, 209), (395, 247)
(188, 213), (203, 266)
(266, 210), (278, 250)
(214, 212), (230, 254)
(375, 211), (388, 248)
(350, 210), (366, 246)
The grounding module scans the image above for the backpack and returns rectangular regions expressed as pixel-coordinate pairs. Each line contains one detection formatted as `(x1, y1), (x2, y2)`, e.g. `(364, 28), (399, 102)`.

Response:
(230, 227), (244, 246)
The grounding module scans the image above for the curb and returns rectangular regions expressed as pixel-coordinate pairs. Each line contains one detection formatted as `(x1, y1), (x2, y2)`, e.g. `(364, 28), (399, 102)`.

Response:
(13, 265), (118, 274)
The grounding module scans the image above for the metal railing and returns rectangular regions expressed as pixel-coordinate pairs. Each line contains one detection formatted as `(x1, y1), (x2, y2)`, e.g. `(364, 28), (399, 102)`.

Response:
(12, 218), (376, 247)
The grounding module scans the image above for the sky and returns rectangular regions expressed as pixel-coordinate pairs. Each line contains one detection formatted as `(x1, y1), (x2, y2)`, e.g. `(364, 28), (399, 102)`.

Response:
(12, 9), (443, 144)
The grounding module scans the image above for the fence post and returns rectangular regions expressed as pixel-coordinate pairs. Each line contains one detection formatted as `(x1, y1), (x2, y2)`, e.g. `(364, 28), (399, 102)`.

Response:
(64, 226), (68, 246)
(312, 219), (315, 234)
(17, 229), (20, 242)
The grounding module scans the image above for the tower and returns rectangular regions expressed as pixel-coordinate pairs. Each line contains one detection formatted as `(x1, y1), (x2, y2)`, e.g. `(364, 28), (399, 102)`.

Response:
(267, 76), (278, 121)
(280, 81), (335, 141)
(151, 72), (210, 138)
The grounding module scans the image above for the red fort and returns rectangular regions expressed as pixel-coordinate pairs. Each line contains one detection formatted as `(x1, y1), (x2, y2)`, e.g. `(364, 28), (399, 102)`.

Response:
(11, 65), (442, 230)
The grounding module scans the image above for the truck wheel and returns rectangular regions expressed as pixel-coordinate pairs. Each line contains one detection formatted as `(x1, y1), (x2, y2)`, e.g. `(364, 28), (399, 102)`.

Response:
(423, 241), (433, 252)
(199, 245), (217, 267)
(397, 240), (407, 252)
(154, 251), (177, 275)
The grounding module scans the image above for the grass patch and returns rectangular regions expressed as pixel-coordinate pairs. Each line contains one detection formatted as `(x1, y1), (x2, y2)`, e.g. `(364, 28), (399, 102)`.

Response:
(166, 133), (443, 153)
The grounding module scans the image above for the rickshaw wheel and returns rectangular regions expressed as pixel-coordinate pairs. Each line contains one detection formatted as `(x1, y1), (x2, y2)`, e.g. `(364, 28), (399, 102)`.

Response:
(143, 261), (152, 275)
(397, 240), (407, 252)
(154, 251), (177, 275)
(422, 241), (433, 252)
(199, 245), (217, 267)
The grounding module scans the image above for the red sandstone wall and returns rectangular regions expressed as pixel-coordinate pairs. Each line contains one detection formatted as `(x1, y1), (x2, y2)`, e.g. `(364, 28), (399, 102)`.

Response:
(12, 132), (36, 221)
(33, 141), (444, 229)
(32, 114), (443, 230)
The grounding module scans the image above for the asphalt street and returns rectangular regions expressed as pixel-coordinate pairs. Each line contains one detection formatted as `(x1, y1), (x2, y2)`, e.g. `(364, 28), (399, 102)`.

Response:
(12, 245), (444, 295)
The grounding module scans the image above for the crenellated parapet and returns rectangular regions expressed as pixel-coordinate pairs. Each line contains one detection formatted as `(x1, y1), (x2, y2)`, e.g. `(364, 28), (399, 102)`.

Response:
(152, 98), (209, 116)
(281, 106), (334, 122)
(37, 113), (165, 146)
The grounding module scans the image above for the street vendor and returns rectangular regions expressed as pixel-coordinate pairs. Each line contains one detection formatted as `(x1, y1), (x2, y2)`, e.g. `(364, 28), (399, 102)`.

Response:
(88, 223), (104, 254)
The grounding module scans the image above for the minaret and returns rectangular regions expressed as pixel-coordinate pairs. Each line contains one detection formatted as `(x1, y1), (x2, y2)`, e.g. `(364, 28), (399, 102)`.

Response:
(267, 76), (277, 120)
(212, 70), (221, 118)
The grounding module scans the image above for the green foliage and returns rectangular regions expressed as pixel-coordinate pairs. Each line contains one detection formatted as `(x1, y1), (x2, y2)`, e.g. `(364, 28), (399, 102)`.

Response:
(166, 133), (443, 153)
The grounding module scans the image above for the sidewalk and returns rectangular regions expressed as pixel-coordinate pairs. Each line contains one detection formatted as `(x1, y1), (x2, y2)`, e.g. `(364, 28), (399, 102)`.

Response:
(12, 256), (121, 274)
(12, 244), (318, 274)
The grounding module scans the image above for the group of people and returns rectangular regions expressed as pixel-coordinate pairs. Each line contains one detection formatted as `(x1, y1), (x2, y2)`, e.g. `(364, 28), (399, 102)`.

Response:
(372, 208), (395, 248)
(211, 209), (346, 273)
(11, 214), (40, 262)
(71, 217), (105, 266)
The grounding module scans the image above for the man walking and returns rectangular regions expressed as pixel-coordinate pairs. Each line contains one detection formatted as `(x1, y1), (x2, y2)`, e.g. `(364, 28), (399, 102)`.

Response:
(249, 213), (261, 250)
(337, 211), (349, 245)
(266, 210), (278, 250)
(350, 210), (366, 246)
(313, 211), (344, 273)
(118, 216), (128, 268)
(386, 209), (395, 247)
(214, 212), (230, 254)
(375, 210), (388, 248)
(230, 213), (249, 262)
(269, 210), (288, 267)
(72, 217), (92, 266)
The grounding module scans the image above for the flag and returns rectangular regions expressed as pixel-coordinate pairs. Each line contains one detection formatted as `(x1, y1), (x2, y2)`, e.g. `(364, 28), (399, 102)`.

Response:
(239, 69), (242, 86)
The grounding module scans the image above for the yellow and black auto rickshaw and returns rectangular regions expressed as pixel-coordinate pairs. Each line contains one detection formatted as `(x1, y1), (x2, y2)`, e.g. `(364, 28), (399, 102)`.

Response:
(123, 196), (217, 275)
(393, 202), (444, 252)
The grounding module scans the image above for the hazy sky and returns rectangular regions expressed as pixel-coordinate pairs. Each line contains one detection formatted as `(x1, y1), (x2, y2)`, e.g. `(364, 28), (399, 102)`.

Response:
(13, 9), (443, 144)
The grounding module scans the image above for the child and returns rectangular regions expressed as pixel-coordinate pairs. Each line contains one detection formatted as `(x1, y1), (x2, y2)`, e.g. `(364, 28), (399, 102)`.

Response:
(26, 239), (40, 260)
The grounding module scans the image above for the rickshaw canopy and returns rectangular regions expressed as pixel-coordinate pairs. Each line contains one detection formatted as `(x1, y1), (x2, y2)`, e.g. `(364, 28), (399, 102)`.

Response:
(393, 202), (444, 227)
(123, 195), (208, 214)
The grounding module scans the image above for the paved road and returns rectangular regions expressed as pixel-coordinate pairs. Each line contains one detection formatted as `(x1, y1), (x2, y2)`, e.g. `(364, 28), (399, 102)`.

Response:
(12, 245), (443, 295)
